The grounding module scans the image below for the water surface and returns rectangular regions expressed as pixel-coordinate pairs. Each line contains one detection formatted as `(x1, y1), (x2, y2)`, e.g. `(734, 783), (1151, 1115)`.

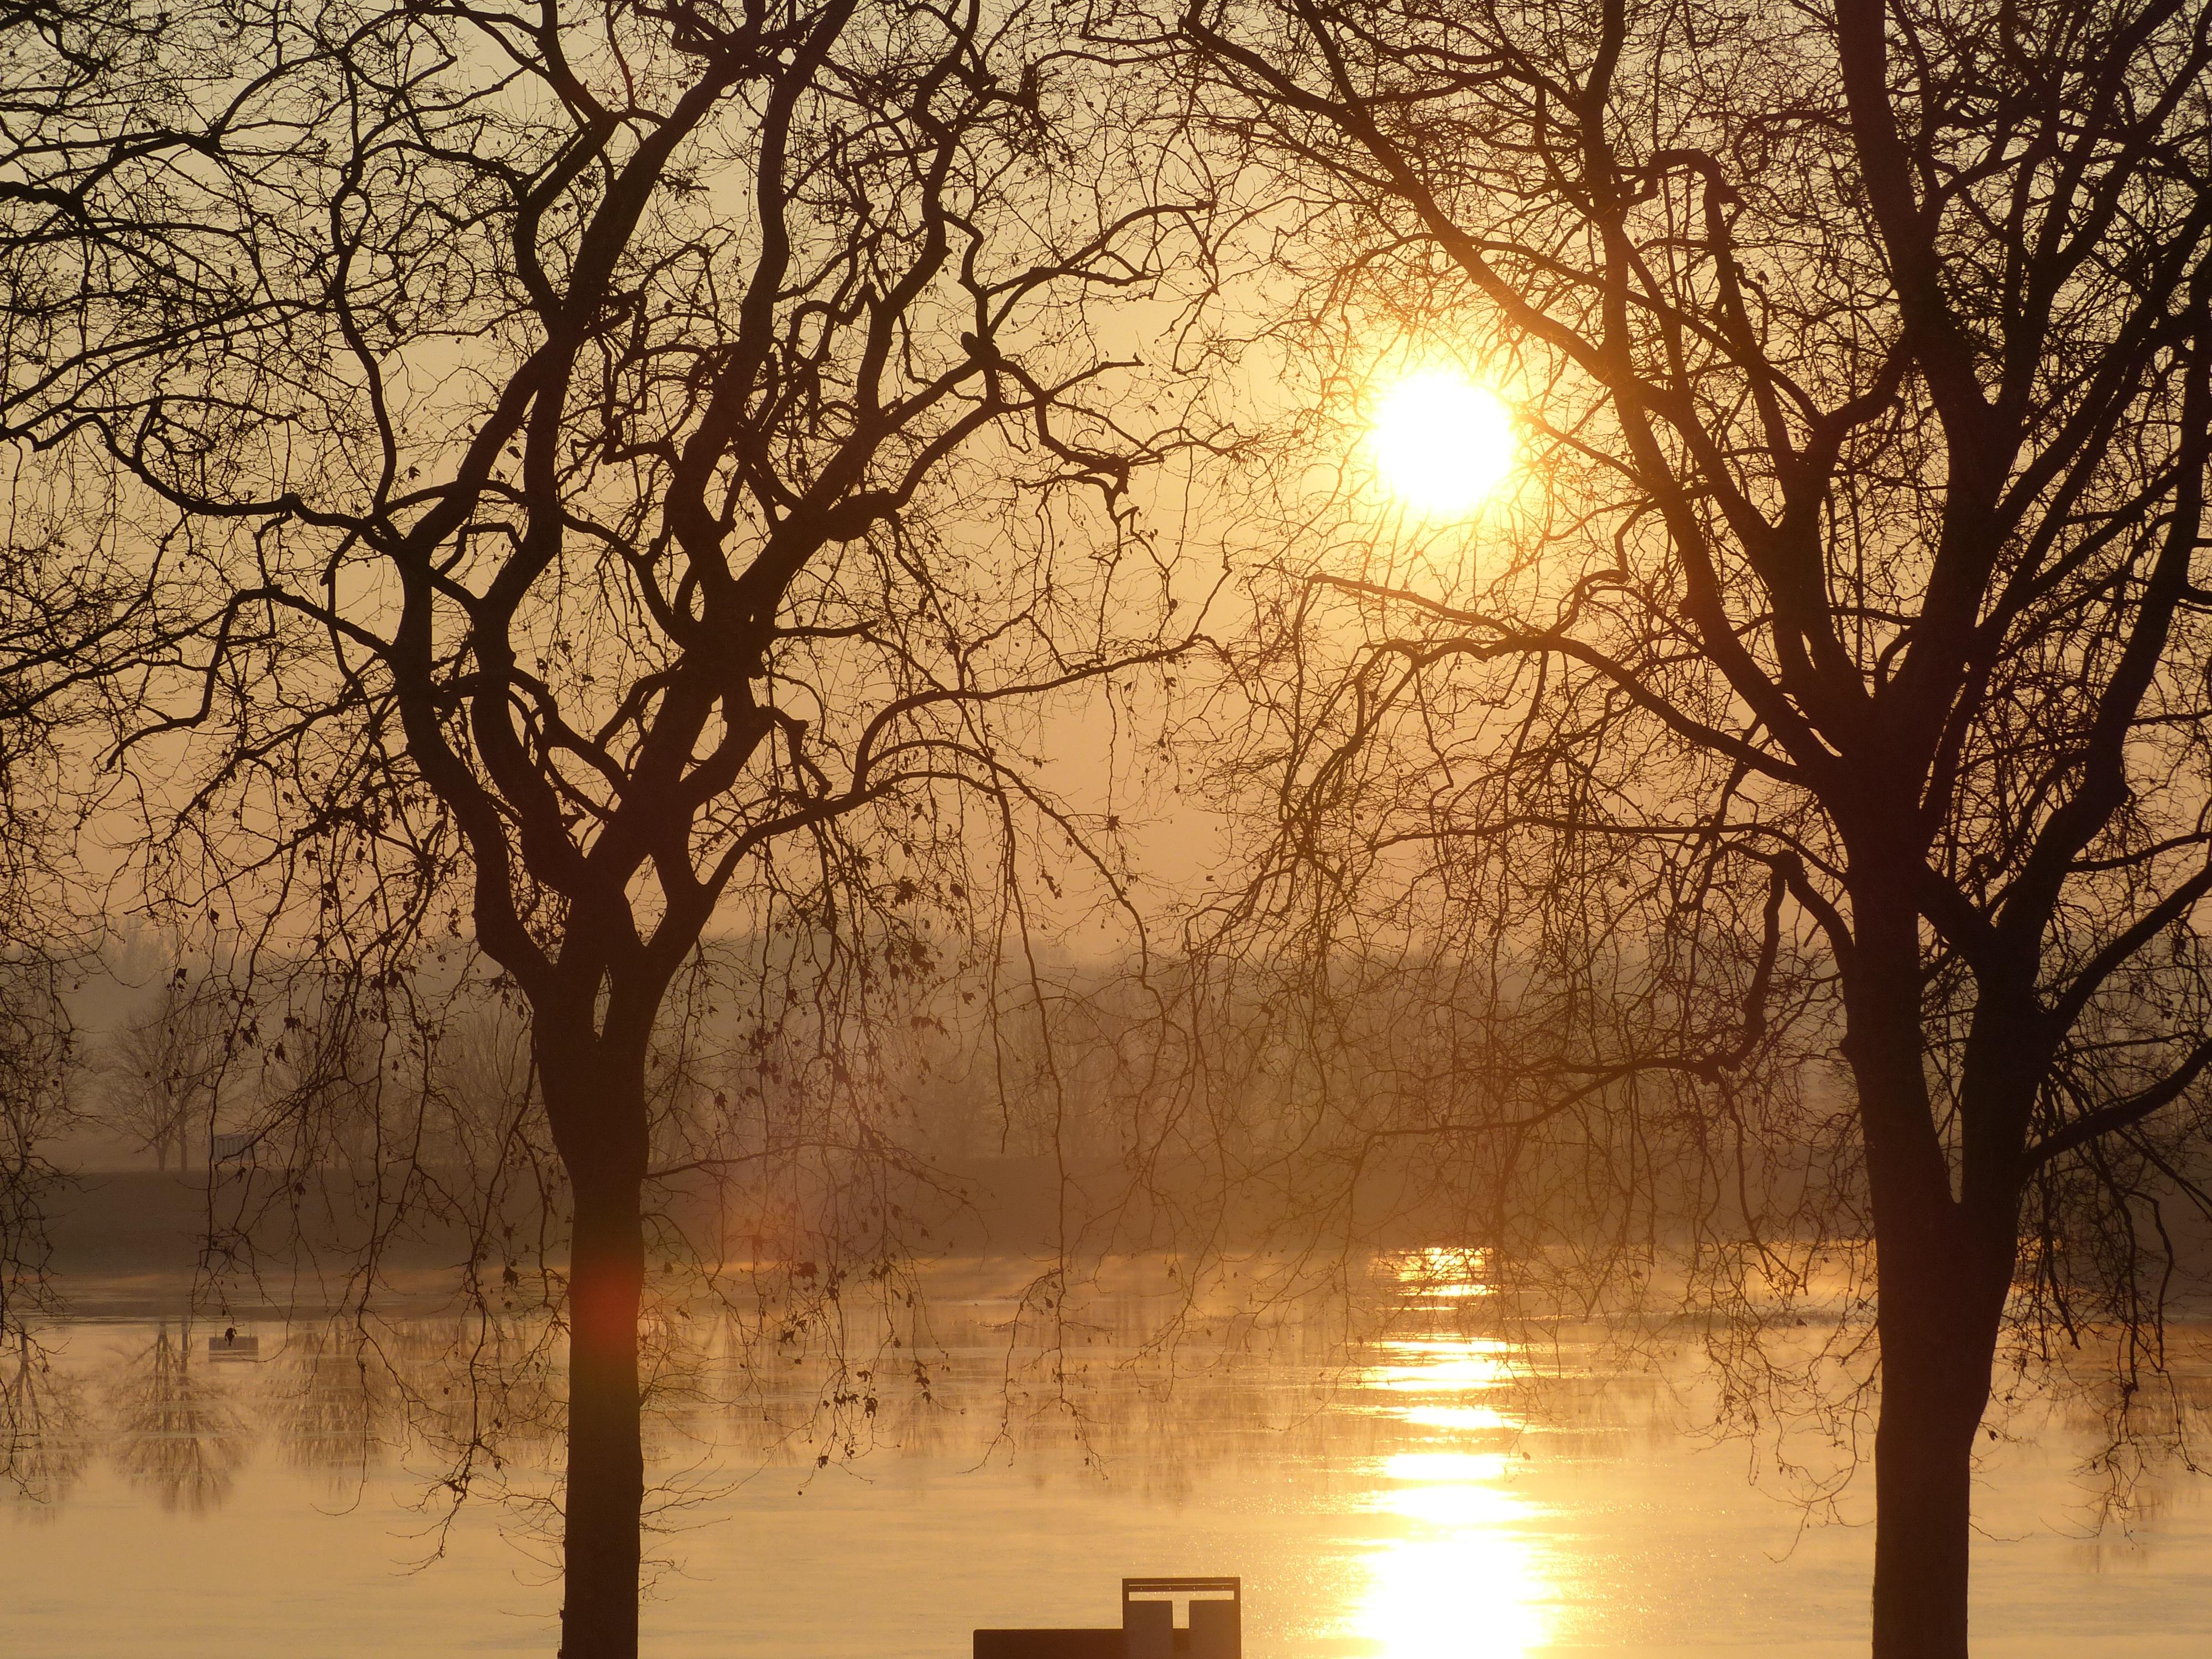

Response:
(7, 1257), (2210, 1657)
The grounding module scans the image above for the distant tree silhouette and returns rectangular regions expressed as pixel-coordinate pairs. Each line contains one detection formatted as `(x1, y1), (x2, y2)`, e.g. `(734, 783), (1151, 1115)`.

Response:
(101, 975), (225, 1172)
(1175, 2), (2212, 1654)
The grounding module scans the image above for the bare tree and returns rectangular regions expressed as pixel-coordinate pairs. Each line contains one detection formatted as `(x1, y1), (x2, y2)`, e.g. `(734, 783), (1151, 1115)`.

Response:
(17, 2), (1215, 1651)
(1173, 1), (2212, 1654)
(101, 973), (225, 1170)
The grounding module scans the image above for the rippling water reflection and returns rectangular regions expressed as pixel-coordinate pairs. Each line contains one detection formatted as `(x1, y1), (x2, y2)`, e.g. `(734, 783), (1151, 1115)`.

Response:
(7, 1254), (2212, 1657)
(1358, 1323), (1547, 1657)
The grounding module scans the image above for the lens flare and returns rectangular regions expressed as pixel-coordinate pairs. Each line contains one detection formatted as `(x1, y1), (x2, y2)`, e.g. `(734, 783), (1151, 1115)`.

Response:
(1370, 372), (1516, 514)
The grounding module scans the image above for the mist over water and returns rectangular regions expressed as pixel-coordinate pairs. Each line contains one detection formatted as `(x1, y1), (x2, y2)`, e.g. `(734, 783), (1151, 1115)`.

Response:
(8, 1255), (2210, 1658)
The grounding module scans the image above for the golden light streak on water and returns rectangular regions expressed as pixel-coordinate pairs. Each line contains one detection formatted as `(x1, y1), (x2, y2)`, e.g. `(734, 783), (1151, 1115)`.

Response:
(1366, 1347), (1515, 1393)
(1352, 1318), (1552, 1659)
(1356, 1448), (1549, 1656)
(1399, 1405), (1513, 1431)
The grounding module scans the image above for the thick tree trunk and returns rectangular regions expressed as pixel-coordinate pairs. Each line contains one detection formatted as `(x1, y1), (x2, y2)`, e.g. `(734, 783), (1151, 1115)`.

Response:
(557, 1113), (647, 1658)
(1845, 884), (2020, 1659)
(1869, 1249), (2005, 1659)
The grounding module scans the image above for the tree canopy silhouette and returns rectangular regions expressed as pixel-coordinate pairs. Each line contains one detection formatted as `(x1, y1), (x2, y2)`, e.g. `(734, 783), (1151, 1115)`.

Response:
(7, 2), (1218, 1651)
(1175, 1), (2212, 1653)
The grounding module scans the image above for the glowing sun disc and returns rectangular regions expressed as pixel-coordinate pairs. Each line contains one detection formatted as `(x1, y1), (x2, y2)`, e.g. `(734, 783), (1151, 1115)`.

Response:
(1371, 372), (1516, 514)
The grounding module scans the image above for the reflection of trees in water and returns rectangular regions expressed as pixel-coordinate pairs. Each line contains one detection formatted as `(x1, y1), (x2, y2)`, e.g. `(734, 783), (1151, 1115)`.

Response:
(232, 1271), (1404, 1507)
(3, 1331), (90, 1511)
(2030, 1327), (2212, 1536)
(106, 1322), (246, 1514)
(420, 1312), (564, 1490)
(268, 1312), (566, 1531)
(57, 1258), (2199, 1543)
(271, 1318), (411, 1491)
(27, 1269), (1541, 1533)
(621, 1265), (1481, 1496)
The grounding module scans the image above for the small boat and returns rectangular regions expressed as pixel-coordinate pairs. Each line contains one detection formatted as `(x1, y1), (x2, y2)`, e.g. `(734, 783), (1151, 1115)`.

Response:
(207, 1330), (260, 1361)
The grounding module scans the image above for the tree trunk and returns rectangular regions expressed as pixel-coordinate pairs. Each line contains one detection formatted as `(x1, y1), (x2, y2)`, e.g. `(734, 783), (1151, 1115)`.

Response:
(1844, 883), (2018, 1659)
(559, 1129), (646, 1658)
(1869, 1227), (2009, 1659)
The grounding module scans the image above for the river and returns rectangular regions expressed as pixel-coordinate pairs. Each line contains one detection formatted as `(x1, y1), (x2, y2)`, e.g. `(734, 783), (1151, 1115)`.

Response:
(6, 1251), (2210, 1656)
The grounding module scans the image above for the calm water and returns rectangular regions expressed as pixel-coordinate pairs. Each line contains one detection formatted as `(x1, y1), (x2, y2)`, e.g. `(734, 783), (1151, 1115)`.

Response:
(7, 1255), (2211, 1657)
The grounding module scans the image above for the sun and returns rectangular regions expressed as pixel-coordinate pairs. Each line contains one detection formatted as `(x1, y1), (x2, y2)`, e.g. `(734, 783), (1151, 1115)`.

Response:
(1370, 371), (1516, 515)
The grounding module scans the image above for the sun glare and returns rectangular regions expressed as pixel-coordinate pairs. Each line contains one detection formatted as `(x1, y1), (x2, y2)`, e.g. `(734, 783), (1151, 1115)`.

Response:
(1370, 371), (1516, 515)
(1350, 1334), (1552, 1658)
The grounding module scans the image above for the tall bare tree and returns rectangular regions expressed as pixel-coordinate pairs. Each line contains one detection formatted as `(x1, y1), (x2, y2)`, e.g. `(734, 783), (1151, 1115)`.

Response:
(15, 2), (1214, 1651)
(1176, 1), (2212, 1653)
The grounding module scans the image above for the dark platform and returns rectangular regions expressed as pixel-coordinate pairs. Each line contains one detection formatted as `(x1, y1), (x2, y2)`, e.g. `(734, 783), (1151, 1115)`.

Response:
(975, 1576), (1241, 1659)
(973, 1631), (1125, 1659)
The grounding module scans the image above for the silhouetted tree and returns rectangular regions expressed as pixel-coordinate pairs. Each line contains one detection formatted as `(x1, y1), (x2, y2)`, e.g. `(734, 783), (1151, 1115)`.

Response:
(1176, 2), (2212, 1654)
(16, 2), (1215, 1651)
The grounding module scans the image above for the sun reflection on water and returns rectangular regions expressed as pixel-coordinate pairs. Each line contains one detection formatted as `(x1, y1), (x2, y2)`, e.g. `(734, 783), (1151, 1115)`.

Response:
(1359, 1526), (1549, 1659)
(1367, 1345), (1515, 1394)
(1353, 1265), (1552, 1659)
(1399, 1405), (1514, 1432)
